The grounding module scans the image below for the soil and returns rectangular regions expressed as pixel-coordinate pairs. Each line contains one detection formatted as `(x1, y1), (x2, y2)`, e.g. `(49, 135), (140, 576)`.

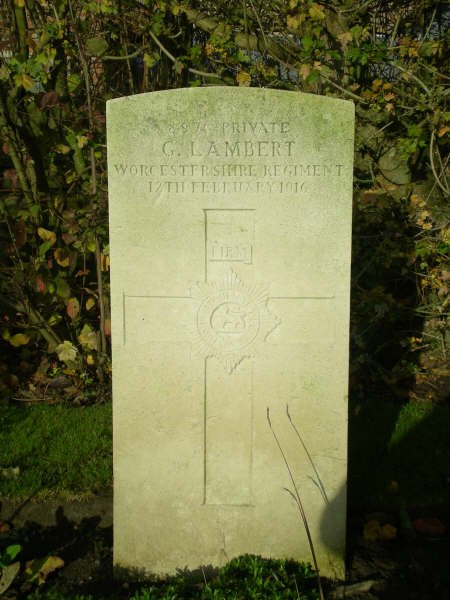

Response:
(0, 491), (449, 599)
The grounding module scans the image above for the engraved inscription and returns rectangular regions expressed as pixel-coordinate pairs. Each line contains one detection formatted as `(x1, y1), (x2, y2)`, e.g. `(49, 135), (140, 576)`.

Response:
(122, 208), (336, 507)
(210, 244), (252, 262)
(111, 116), (348, 197)
(191, 271), (280, 373)
(197, 288), (260, 352)
(206, 209), (254, 265)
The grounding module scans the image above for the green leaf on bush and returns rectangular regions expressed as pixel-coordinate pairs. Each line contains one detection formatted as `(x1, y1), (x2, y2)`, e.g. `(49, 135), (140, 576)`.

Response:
(143, 52), (159, 68)
(66, 297), (80, 319)
(56, 277), (71, 299)
(4, 544), (21, 563)
(54, 248), (70, 267)
(86, 37), (108, 56)
(67, 73), (81, 92)
(78, 324), (98, 350)
(378, 147), (411, 184)
(9, 333), (30, 347)
(37, 227), (56, 245)
(39, 240), (54, 257)
(55, 340), (78, 364)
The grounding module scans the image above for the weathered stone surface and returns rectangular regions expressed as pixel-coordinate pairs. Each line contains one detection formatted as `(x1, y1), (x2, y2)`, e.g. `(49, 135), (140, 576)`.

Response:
(107, 87), (354, 579)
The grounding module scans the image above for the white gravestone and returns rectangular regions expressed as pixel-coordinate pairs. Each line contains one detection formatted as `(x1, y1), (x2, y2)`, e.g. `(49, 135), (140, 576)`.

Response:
(107, 87), (354, 579)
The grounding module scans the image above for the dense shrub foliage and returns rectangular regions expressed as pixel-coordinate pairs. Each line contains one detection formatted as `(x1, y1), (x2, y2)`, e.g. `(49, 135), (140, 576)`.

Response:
(0, 0), (448, 403)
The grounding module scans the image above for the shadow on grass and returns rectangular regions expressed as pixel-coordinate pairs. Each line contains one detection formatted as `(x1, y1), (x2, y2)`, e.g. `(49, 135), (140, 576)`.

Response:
(348, 400), (450, 510)
(0, 506), (113, 598)
(1, 505), (321, 599)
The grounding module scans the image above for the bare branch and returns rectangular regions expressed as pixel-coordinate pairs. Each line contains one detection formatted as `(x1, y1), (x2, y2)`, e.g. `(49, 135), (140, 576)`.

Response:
(149, 31), (222, 79)
(429, 130), (450, 196)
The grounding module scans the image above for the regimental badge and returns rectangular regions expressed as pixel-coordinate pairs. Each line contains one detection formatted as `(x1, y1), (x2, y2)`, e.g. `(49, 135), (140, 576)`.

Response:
(191, 270), (280, 373)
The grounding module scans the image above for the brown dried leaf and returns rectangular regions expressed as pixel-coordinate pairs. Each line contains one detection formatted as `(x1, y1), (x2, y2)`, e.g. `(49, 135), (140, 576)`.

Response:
(54, 248), (70, 267)
(438, 126), (450, 137)
(40, 90), (59, 109)
(381, 523), (397, 540)
(363, 519), (381, 541)
(236, 71), (251, 87)
(413, 517), (447, 536)
(37, 228), (56, 245)
(66, 297), (80, 320)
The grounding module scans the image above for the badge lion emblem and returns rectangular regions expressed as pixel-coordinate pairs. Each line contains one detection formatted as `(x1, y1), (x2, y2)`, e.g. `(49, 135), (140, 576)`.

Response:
(191, 270), (280, 373)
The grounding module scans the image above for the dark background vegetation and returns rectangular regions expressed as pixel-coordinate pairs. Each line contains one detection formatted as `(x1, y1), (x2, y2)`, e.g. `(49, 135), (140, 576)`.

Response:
(0, 0), (449, 508)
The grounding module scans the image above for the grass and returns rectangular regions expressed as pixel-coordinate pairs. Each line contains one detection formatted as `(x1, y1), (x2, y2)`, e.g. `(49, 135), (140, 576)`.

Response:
(0, 403), (112, 500)
(0, 397), (448, 508)
(26, 555), (320, 599)
(0, 399), (449, 599)
(349, 399), (450, 509)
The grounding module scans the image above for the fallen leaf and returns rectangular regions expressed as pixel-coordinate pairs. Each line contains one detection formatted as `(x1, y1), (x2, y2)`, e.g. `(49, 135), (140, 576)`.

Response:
(86, 297), (96, 311)
(381, 523), (397, 540)
(363, 519), (381, 541)
(25, 555), (64, 585)
(0, 562), (20, 595)
(413, 517), (447, 536)
(388, 480), (400, 493)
